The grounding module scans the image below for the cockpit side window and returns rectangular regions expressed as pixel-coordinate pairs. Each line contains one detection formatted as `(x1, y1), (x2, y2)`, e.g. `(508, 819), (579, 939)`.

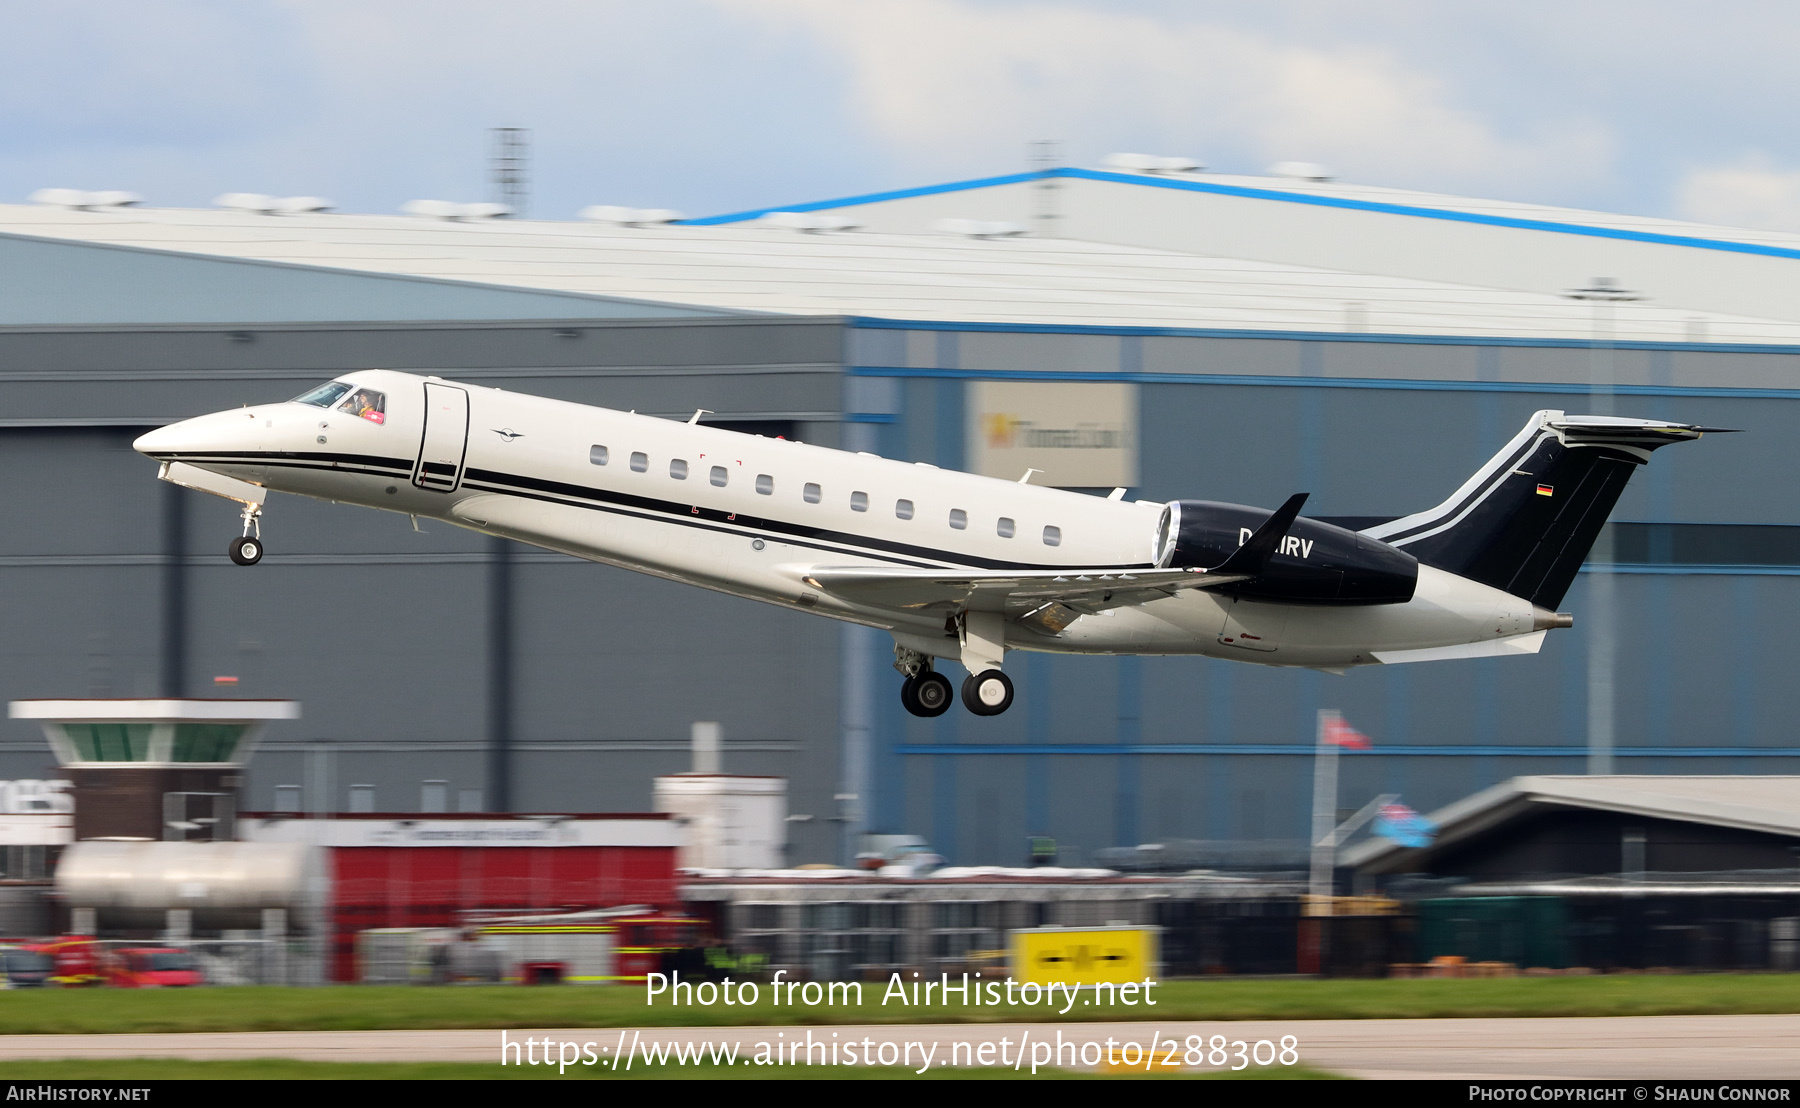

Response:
(344, 389), (386, 424)
(292, 382), (352, 409)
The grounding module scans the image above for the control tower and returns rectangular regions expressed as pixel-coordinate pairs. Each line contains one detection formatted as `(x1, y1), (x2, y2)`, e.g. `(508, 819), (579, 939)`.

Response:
(8, 699), (298, 842)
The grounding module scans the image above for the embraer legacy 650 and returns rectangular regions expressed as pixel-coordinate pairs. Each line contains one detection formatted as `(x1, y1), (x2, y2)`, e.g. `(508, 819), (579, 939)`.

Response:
(133, 370), (1723, 718)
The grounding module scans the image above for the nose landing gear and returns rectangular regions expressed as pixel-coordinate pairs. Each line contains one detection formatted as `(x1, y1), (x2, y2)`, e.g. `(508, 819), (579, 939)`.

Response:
(228, 504), (264, 566)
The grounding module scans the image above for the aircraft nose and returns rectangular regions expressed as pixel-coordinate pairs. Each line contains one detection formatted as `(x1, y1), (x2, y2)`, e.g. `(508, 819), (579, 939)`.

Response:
(132, 419), (201, 459)
(133, 410), (258, 459)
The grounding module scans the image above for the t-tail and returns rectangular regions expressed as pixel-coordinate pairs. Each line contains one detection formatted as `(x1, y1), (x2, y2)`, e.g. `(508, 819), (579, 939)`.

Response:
(1361, 410), (1730, 608)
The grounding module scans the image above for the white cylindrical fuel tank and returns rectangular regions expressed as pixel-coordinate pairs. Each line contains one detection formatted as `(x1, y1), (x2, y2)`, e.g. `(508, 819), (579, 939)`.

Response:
(56, 840), (324, 930)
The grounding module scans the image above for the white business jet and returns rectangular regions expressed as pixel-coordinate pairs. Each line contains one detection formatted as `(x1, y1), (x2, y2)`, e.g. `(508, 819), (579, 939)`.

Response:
(133, 370), (1720, 718)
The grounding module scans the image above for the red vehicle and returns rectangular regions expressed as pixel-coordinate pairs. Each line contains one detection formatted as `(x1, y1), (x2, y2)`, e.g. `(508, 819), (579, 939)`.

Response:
(17, 935), (104, 987)
(105, 947), (203, 988)
(3, 938), (202, 988)
(609, 913), (704, 984)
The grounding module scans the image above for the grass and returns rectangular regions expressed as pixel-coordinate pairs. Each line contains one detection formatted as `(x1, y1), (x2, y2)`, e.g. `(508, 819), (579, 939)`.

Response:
(0, 976), (1798, 1036)
(0, 1058), (1346, 1080)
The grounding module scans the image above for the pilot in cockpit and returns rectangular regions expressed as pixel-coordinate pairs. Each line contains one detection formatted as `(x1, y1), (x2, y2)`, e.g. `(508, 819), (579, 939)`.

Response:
(346, 389), (386, 424)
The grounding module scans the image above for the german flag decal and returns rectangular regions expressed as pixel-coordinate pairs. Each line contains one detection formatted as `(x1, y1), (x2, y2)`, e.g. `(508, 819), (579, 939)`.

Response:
(1536, 484), (1554, 497)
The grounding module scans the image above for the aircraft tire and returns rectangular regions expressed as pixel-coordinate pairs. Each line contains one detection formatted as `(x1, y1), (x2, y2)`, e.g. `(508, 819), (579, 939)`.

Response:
(905, 672), (953, 718)
(960, 670), (1013, 716)
(229, 536), (264, 566)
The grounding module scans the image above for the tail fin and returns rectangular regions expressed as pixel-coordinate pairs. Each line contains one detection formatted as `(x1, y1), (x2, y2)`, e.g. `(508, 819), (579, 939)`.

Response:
(1361, 410), (1721, 608)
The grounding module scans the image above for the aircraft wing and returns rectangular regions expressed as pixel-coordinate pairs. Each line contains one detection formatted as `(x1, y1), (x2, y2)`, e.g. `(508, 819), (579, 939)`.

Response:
(799, 492), (1306, 630)
(799, 565), (1246, 628)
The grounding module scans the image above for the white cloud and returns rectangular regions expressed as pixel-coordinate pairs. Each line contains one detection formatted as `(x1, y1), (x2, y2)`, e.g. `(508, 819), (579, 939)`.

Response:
(723, 0), (1616, 196)
(9, 0), (1779, 221)
(1676, 154), (1800, 232)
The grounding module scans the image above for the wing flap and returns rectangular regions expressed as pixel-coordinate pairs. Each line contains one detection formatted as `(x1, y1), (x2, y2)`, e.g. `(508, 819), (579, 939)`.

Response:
(799, 565), (1243, 614)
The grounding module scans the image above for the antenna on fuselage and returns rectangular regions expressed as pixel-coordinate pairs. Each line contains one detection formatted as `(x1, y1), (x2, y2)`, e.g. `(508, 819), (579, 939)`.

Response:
(688, 409), (712, 425)
(1018, 468), (1041, 484)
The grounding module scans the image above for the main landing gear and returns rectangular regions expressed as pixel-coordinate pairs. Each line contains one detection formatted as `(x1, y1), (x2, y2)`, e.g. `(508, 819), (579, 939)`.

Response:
(960, 670), (1014, 716)
(894, 645), (953, 717)
(228, 503), (264, 566)
(900, 670), (954, 717)
(894, 645), (1015, 717)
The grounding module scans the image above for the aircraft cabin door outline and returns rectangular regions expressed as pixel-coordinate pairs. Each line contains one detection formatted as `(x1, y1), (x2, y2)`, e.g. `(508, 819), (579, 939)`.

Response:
(414, 382), (470, 492)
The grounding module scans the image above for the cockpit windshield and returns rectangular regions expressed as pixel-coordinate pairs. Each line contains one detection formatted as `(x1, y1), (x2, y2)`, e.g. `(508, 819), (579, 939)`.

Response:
(292, 382), (353, 409)
(290, 382), (386, 424)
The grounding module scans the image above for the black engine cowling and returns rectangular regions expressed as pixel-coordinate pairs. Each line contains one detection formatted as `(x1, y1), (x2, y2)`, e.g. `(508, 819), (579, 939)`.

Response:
(1155, 500), (1418, 605)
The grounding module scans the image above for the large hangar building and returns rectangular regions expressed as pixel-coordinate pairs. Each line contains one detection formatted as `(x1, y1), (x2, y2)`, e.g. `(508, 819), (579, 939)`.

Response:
(2, 163), (1800, 867)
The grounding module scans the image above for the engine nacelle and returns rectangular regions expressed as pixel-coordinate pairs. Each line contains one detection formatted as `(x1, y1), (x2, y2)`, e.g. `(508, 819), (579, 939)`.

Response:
(1154, 500), (1418, 605)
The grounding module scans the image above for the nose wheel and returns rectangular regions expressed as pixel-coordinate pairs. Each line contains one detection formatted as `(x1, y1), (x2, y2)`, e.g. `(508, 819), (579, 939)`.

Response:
(228, 504), (264, 566)
(228, 535), (263, 565)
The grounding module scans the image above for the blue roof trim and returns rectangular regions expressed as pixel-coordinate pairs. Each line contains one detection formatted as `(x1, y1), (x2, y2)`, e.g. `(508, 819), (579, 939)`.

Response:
(900, 744), (1800, 757)
(847, 364), (1800, 401)
(849, 316), (1800, 355)
(1053, 169), (1800, 261)
(690, 167), (1800, 262)
(679, 171), (1042, 226)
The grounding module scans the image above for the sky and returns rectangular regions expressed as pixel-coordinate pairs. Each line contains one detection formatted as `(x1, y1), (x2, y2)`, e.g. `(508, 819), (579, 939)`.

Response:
(4, 0), (1800, 229)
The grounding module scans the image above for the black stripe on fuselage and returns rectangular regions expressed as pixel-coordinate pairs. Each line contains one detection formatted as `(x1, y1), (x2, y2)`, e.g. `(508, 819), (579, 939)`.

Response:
(153, 450), (1154, 574)
(165, 450), (414, 478)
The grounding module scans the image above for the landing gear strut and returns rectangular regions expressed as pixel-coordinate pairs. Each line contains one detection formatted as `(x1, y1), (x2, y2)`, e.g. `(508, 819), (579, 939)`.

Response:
(228, 504), (264, 566)
(894, 645), (952, 718)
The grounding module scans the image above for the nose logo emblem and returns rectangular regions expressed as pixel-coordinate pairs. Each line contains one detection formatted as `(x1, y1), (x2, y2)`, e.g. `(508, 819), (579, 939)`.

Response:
(492, 428), (524, 442)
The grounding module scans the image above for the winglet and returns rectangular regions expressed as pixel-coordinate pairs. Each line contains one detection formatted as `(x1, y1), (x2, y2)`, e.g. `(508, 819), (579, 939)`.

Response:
(1211, 493), (1309, 576)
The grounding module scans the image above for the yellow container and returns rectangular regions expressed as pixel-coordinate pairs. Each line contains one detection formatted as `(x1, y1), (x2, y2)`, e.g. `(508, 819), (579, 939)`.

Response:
(1008, 925), (1158, 986)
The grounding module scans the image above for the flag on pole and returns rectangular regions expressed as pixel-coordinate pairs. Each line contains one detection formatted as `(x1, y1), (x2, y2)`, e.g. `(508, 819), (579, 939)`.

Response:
(1374, 802), (1437, 848)
(1321, 713), (1372, 750)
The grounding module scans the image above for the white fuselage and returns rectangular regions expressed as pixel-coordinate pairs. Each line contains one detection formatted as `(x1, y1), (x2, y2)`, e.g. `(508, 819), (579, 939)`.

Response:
(134, 370), (1542, 673)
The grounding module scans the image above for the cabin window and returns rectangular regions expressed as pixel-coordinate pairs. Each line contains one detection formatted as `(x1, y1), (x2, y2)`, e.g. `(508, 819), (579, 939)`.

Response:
(343, 388), (386, 424)
(949, 508), (967, 530)
(895, 499), (914, 520)
(589, 445), (609, 466)
(1043, 525), (1062, 547)
(670, 459), (689, 480)
(291, 381), (352, 409)
(850, 491), (869, 512)
(755, 474), (774, 495)
(997, 517), (1015, 538)
(630, 452), (648, 473)
(804, 482), (822, 504)
(710, 465), (728, 487)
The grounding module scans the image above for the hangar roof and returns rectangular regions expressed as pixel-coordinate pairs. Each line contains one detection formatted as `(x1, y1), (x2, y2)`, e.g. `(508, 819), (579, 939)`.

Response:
(1343, 775), (1800, 874)
(696, 167), (1800, 254)
(6, 201), (1800, 343)
(690, 167), (1800, 326)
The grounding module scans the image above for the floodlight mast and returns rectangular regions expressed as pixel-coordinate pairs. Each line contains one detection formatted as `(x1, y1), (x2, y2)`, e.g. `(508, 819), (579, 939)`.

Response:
(490, 128), (529, 219)
(1030, 139), (1061, 236)
(1561, 278), (1644, 777)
